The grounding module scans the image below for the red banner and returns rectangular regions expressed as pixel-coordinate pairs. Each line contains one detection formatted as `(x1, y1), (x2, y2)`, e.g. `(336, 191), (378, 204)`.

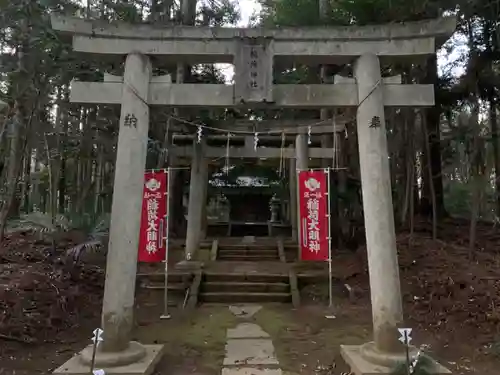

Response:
(298, 170), (329, 261)
(138, 170), (168, 262)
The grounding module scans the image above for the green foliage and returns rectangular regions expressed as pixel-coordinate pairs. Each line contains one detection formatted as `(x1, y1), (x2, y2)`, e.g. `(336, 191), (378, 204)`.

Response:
(259, 0), (448, 27)
(489, 337), (500, 358)
(199, 0), (239, 26)
(108, 1), (144, 22)
(441, 111), (496, 220)
(444, 180), (472, 216)
(7, 212), (70, 235)
(6, 211), (110, 264)
(260, 0), (325, 27)
(444, 177), (496, 220)
(66, 213), (110, 264)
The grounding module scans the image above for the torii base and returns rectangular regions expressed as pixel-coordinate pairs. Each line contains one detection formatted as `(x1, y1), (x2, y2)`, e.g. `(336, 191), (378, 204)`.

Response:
(340, 344), (451, 375)
(53, 344), (164, 375)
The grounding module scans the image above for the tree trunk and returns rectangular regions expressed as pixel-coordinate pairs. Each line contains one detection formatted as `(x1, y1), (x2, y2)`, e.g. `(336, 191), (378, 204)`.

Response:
(58, 152), (66, 214)
(469, 177), (481, 258)
(32, 145), (41, 211)
(422, 112), (438, 239)
(488, 96), (500, 217)
(100, 0), (105, 19)
(181, 0), (197, 24)
(20, 141), (31, 213)
(57, 88), (70, 214)
(488, 26), (500, 217)
(0, 38), (28, 241)
(401, 109), (415, 225)
(151, 0), (158, 22)
(94, 141), (104, 215)
(77, 107), (95, 213)
(468, 121), (485, 259)
(420, 55), (446, 218)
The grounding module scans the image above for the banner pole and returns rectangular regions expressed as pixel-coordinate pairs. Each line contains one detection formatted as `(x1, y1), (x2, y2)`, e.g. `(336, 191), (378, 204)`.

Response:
(161, 168), (171, 320)
(326, 168), (334, 313)
(296, 167), (301, 261)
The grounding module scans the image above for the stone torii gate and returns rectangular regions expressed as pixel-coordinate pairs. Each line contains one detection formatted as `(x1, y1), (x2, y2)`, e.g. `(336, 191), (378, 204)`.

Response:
(50, 15), (455, 375)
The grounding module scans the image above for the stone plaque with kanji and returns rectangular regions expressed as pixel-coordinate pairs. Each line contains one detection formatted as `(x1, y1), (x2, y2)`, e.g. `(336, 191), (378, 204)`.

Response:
(234, 37), (274, 105)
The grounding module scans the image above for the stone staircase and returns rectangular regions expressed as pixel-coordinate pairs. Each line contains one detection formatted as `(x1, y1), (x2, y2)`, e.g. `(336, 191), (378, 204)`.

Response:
(199, 272), (292, 303)
(136, 271), (193, 306)
(217, 243), (280, 261)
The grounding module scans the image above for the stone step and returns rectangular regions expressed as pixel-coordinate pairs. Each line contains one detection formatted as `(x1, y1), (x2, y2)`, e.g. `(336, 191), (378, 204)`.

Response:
(139, 282), (189, 291)
(204, 273), (289, 283)
(202, 281), (290, 293)
(136, 272), (192, 283)
(218, 249), (278, 256)
(218, 245), (278, 251)
(200, 292), (291, 303)
(217, 254), (279, 261)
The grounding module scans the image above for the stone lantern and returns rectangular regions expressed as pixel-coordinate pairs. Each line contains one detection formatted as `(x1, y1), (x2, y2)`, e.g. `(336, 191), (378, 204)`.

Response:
(269, 195), (280, 223)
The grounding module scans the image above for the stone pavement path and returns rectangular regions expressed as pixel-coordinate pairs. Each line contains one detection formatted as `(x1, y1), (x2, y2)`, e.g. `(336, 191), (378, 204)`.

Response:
(223, 305), (282, 375)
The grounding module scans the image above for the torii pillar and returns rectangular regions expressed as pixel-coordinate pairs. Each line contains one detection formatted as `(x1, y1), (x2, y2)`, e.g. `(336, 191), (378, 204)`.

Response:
(295, 133), (308, 252)
(185, 140), (207, 260)
(340, 53), (450, 374)
(288, 145), (298, 241)
(53, 53), (164, 374)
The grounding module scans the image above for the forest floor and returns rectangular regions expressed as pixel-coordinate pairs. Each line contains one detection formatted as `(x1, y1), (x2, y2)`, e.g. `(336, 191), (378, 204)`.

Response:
(0, 217), (499, 374)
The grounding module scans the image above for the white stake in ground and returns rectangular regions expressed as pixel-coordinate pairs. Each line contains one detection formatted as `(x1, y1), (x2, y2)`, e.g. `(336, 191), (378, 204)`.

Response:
(399, 328), (413, 374)
(161, 168), (171, 320)
(90, 328), (104, 374)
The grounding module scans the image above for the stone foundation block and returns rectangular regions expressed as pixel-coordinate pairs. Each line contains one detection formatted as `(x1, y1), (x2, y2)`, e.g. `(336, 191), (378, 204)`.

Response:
(222, 368), (283, 375)
(53, 344), (164, 375)
(340, 345), (451, 375)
